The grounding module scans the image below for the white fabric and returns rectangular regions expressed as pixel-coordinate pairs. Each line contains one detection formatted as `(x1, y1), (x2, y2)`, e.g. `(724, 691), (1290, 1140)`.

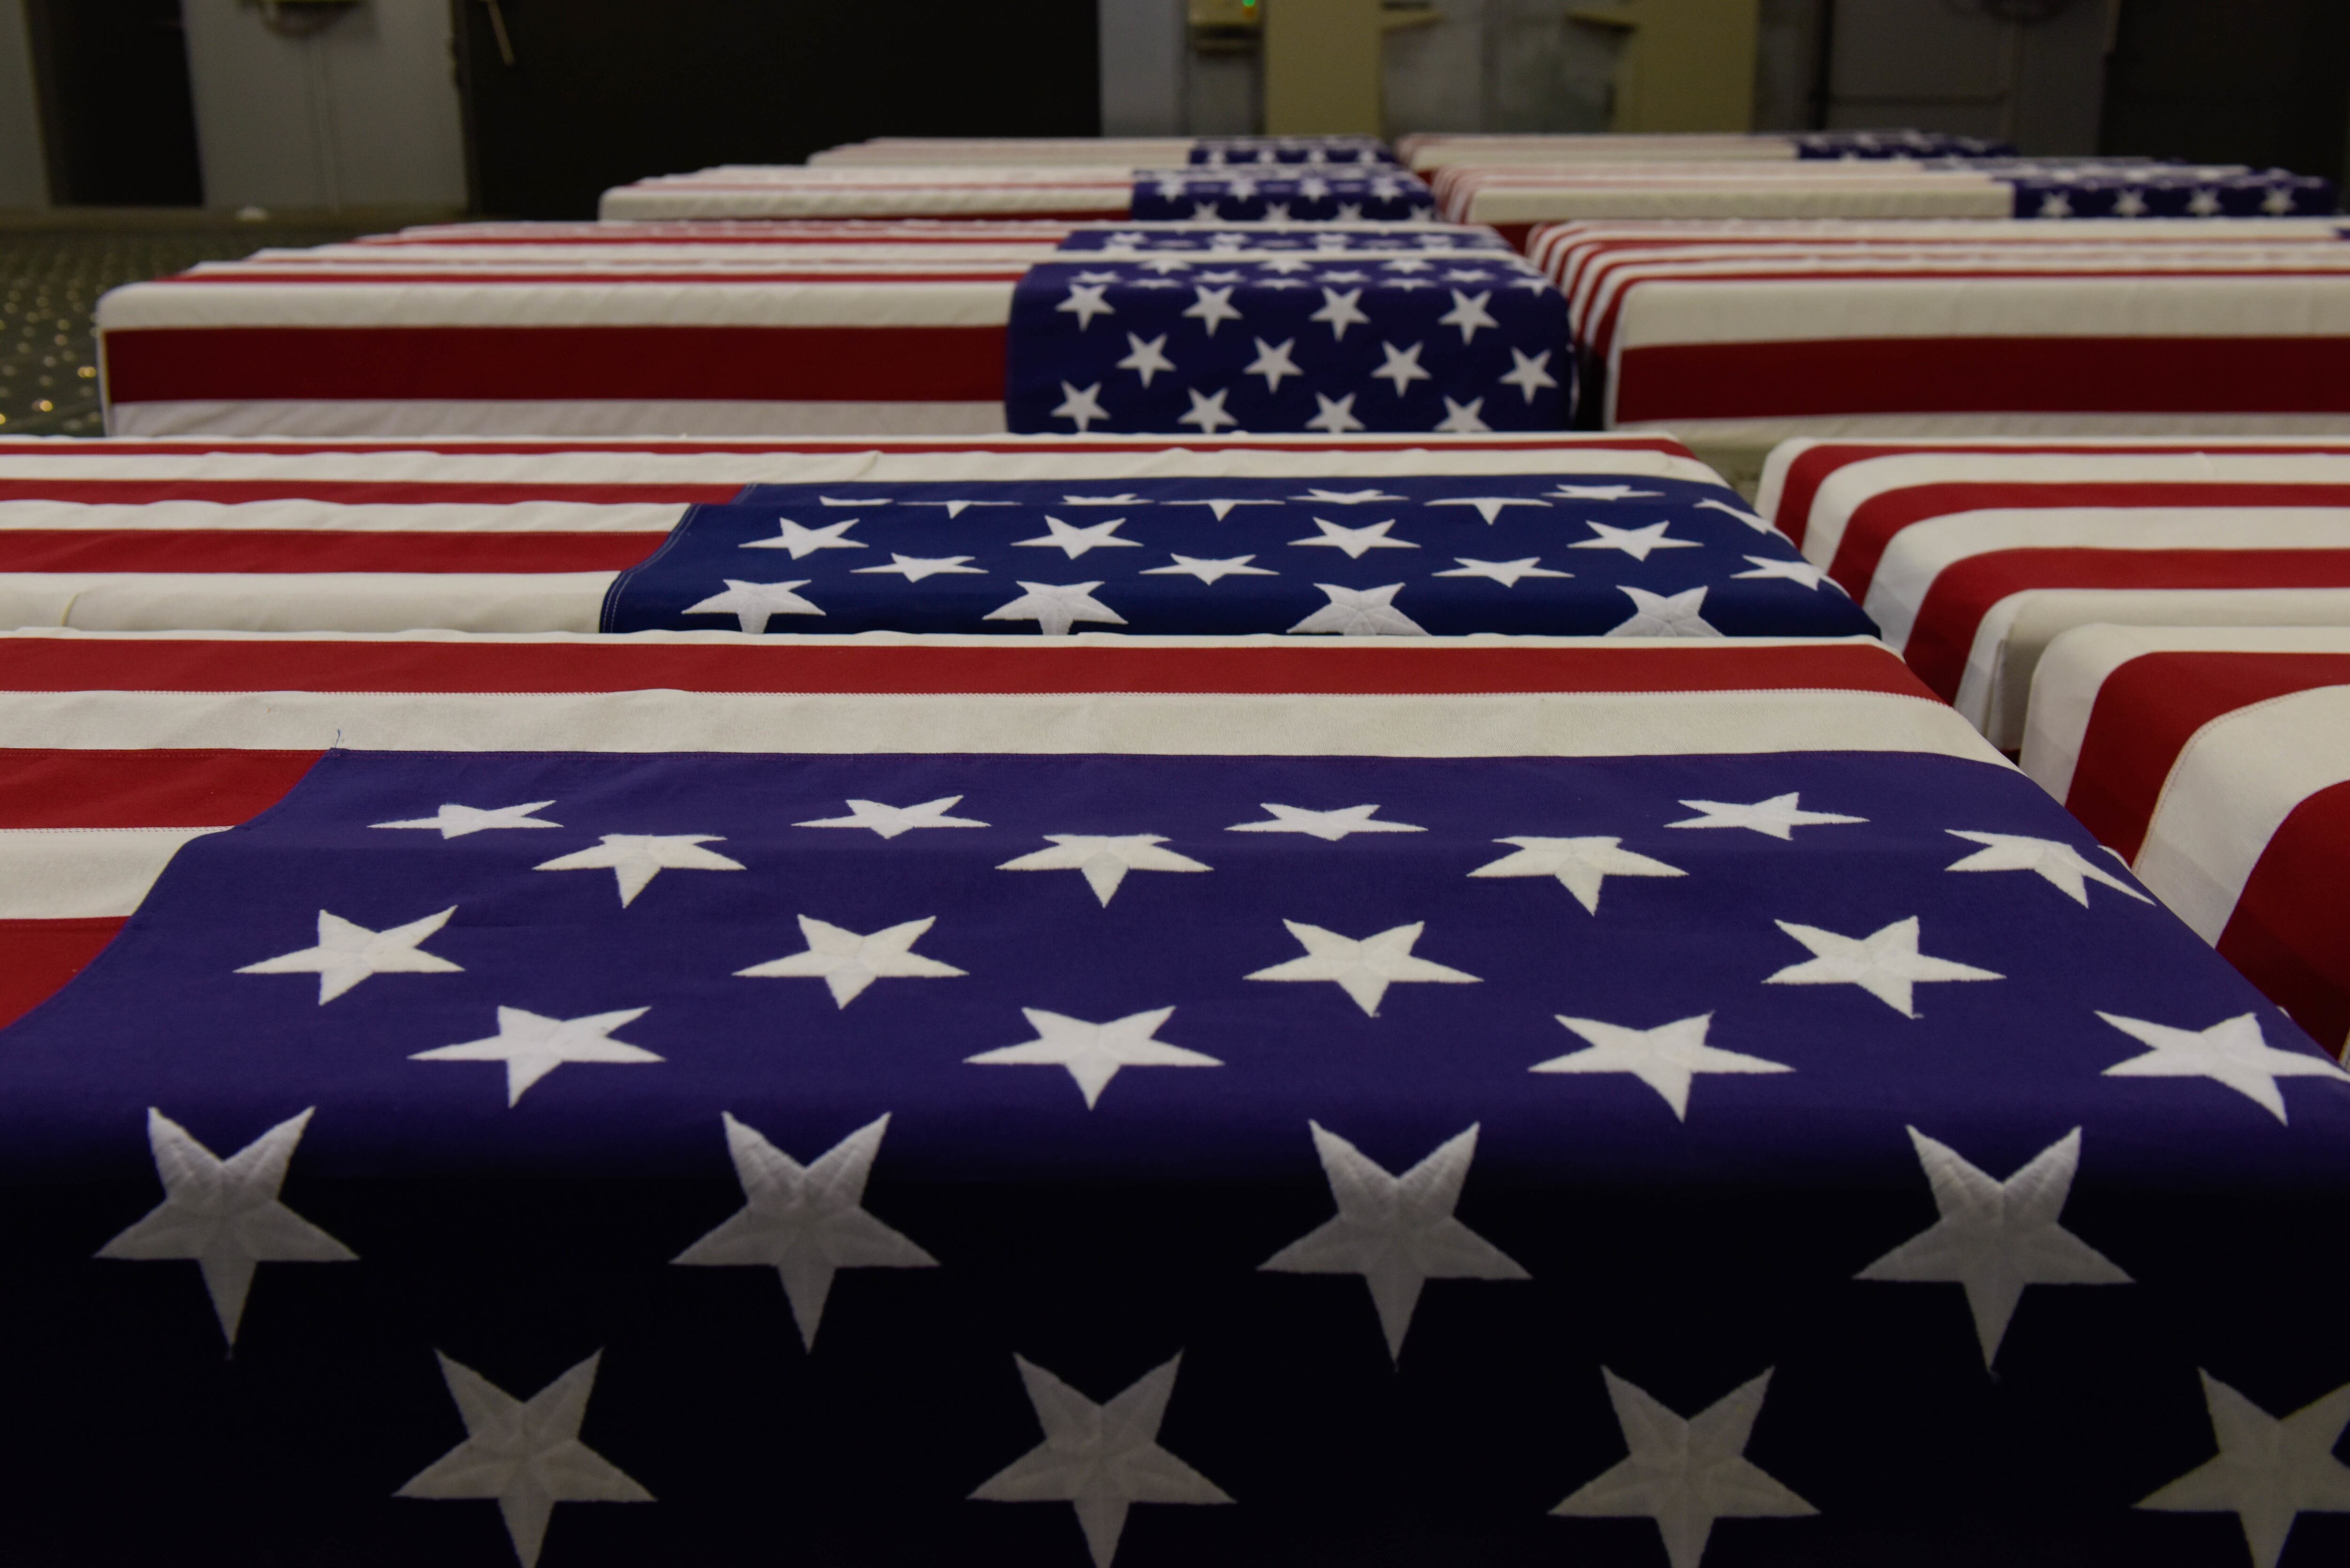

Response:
(106, 399), (1014, 440)
(0, 571), (615, 634)
(98, 276), (1020, 330)
(0, 500), (686, 534)
(0, 826), (227, 918)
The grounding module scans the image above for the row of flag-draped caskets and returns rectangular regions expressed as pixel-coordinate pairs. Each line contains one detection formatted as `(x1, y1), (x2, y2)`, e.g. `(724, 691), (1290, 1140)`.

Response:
(1526, 218), (2350, 440)
(0, 433), (1869, 640)
(1, 625), (2347, 1564)
(93, 220), (1570, 440)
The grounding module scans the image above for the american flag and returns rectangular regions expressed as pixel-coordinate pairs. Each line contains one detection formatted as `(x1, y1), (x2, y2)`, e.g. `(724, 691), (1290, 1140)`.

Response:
(1005, 255), (1567, 437)
(0, 630), (2347, 1563)
(1128, 170), (1436, 224)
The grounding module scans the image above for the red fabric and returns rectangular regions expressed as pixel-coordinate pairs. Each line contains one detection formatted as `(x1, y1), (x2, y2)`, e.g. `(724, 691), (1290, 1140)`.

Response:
(0, 636), (1930, 700)
(1903, 548), (2350, 703)
(0, 528), (666, 574)
(2217, 779), (2350, 1058)
(0, 918), (124, 1029)
(102, 325), (1009, 405)
(1826, 482), (2350, 597)
(2065, 652), (2350, 858)
(1614, 337), (2350, 426)
(0, 748), (322, 827)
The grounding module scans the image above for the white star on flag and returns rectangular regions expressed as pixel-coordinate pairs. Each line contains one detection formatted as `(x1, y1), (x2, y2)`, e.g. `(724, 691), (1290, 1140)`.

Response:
(795, 796), (988, 838)
(1858, 1125), (2129, 1367)
(1381, 256), (1433, 273)
(1292, 487), (1403, 505)
(1247, 919), (1478, 1015)
(1549, 484), (1663, 501)
(1165, 497), (1280, 521)
(1227, 803), (1424, 840)
(735, 915), (965, 1007)
(1261, 202), (1292, 221)
(1670, 793), (1866, 839)
(997, 833), (1210, 906)
(740, 516), (865, 559)
(1534, 1013), (1791, 1121)
(1765, 916), (2002, 1017)
(1306, 392), (1365, 433)
(1943, 831), (2153, 907)
(1429, 495), (1549, 524)
(1052, 381), (1109, 432)
(2037, 192), (2073, 218)
(1242, 335), (1303, 391)
(683, 579), (824, 633)
(852, 553), (986, 581)
(412, 1005), (664, 1106)
(1179, 387), (1239, 434)
(1288, 582), (1428, 636)
(965, 1006), (1221, 1109)
(2262, 186), (2296, 216)
(1436, 288), (1498, 343)
(1309, 286), (1371, 338)
(1262, 1121), (1528, 1361)
(534, 833), (744, 906)
(1435, 556), (1570, 587)
(97, 1107), (354, 1345)
(1468, 835), (1686, 913)
(2115, 188), (2149, 216)
(1115, 332), (1176, 386)
(1143, 553), (1275, 584)
(1434, 396), (1490, 434)
(2097, 1012), (2350, 1124)
(396, 1350), (651, 1568)
(971, 1353), (1231, 1567)
(903, 498), (1016, 518)
(1573, 520), (1700, 560)
(373, 800), (560, 838)
(1551, 1368), (1815, 1568)
(1013, 515), (1142, 559)
(2188, 187), (2221, 215)
(1060, 492), (1152, 507)
(1732, 556), (1829, 590)
(1182, 284), (1243, 335)
(1057, 282), (1115, 330)
(1608, 585), (1722, 639)
(1372, 340), (1432, 395)
(673, 1112), (937, 1346)
(2138, 1370), (2350, 1568)
(1292, 517), (1415, 557)
(237, 906), (462, 1003)
(983, 581), (1128, 636)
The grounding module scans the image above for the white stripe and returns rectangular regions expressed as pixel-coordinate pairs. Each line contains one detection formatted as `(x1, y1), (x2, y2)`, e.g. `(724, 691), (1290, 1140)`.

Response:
(1864, 507), (2350, 650)
(2022, 624), (2350, 802)
(1801, 450), (2350, 566)
(0, 500), (686, 534)
(0, 572), (615, 633)
(1465, 185), (2013, 223)
(98, 278), (1017, 330)
(2136, 686), (2350, 941)
(0, 685), (2001, 765)
(106, 400), (1010, 440)
(0, 827), (226, 919)
(1617, 412), (2350, 445)
(1956, 587), (2350, 750)
(600, 188), (1128, 219)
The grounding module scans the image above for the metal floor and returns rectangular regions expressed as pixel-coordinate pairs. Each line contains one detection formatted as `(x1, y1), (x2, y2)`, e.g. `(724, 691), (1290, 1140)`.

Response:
(0, 224), (362, 436)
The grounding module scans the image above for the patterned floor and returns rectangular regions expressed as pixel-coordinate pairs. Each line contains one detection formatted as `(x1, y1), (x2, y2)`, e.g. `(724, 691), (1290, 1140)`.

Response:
(0, 225), (361, 436)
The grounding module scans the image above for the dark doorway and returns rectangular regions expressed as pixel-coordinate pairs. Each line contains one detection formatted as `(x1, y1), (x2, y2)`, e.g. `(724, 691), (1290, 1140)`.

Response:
(2100, 0), (2350, 186)
(24, 0), (205, 207)
(451, 0), (1104, 219)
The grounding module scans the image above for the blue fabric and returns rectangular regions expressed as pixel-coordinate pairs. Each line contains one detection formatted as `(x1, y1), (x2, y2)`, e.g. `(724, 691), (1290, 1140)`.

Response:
(1792, 130), (2014, 158)
(1, 741), (2343, 1560)
(1130, 171), (1434, 223)
(1996, 169), (2339, 219)
(601, 476), (1870, 638)
(1004, 256), (1569, 436)
(1056, 225), (1512, 253)
(1187, 136), (1398, 167)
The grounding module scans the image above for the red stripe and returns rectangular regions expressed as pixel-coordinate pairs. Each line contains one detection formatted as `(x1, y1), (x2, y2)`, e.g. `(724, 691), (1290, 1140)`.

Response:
(0, 636), (1929, 699)
(1904, 549), (2350, 702)
(0, 480), (726, 505)
(0, 529), (665, 574)
(0, 747), (321, 827)
(2217, 779), (2350, 1057)
(1827, 482), (2350, 597)
(102, 326), (1009, 405)
(0, 919), (124, 1030)
(2067, 652), (2350, 857)
(1770, 442), (2350, 547)
(1616, 337), (2350, 425)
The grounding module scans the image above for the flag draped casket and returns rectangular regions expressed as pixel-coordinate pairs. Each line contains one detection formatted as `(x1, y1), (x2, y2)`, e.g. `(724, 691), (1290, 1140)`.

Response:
(0, 433), (1874, 639)
(808, 138), (1400, 169)
(1518, 224), (2350, 441)
(2, 628), (2346, 1563)
(2024, 624), (2350, 1059)
(1753, 437), (2350, 747)
(1397, 130), (2014, 173)
(598, 164), (1426, 224)
(95, 223), (1528, 440)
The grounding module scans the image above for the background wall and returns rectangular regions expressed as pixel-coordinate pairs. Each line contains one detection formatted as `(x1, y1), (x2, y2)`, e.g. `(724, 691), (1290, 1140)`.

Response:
(0, 0), (47, 208)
